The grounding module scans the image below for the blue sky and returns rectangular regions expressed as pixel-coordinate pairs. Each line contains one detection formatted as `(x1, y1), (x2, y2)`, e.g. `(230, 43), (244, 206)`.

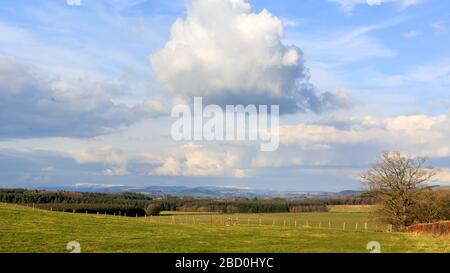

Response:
(0, 0), (449, 191)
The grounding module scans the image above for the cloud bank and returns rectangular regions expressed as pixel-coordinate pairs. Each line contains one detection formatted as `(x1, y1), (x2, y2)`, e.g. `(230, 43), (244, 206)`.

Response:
(280, 113), (450, 158)
(0, 57), (167, 139)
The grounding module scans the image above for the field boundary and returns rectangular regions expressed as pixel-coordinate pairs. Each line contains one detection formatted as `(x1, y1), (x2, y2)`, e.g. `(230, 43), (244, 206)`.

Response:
(2, 202), (390, 233)
(404, 221), (450, 236)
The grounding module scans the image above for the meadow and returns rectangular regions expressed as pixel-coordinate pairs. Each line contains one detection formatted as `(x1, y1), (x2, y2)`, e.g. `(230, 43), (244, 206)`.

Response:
(0, 203), (449, 253)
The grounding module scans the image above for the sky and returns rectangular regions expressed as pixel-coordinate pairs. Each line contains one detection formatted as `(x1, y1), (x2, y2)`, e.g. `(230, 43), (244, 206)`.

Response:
(0, 0), (449, 191)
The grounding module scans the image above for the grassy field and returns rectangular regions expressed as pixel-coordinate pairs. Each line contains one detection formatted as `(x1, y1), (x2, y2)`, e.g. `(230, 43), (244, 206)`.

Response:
(0, 203), (449, 253)
(328, 205), (377, 213)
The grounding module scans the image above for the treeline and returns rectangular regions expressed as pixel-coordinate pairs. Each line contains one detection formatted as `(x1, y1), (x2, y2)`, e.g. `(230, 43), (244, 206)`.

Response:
(372, 188), (450, 228)
(0, 189), (152, 216)
(0, 188), (152, 204)
(0, 188), (333, 215)
(318, 193), (377, 206)
(148, 198), (329, 215)
(394, 189), (450, 225)
(32, 203), (148, 216)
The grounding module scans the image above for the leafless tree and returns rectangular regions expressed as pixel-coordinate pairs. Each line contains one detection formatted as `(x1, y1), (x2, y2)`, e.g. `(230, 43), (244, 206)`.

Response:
(360, 152), (438, 228)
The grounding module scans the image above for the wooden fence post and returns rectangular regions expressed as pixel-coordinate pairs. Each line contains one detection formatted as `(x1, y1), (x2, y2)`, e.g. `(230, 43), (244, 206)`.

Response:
(343, 222), (346, 230)
(364, 222), (368, 231)
(355, 223), (358, 231)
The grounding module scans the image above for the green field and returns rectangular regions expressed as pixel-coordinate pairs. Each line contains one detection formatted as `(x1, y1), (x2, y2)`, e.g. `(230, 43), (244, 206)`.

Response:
(328, 205), (377, 213)
(0, 203), (449, 253)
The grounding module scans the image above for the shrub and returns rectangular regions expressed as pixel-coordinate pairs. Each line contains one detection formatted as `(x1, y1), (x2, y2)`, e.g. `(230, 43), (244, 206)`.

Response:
(144, 203), (162, 216)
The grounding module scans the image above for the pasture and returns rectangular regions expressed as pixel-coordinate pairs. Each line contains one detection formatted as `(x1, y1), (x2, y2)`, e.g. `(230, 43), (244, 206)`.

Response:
(0, 203), (449, 253)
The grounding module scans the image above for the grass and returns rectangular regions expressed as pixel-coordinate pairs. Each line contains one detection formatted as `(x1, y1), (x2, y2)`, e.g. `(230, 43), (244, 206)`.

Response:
(328, 205), (377, 213)
(159, 211), (216, 215)
(0, 203), (449, 253)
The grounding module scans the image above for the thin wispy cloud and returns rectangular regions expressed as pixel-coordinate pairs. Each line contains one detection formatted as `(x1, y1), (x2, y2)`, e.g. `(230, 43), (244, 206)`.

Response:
(66, 0), (82, 6)
(403, 30), (421, 38)
(328, 0), (421, 13)
(431, 20), (446, 32)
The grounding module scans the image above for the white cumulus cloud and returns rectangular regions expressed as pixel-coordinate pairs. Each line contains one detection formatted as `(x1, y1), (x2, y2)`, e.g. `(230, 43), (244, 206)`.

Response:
(150, 0), (352, 114)
(150, 144), (249, 178)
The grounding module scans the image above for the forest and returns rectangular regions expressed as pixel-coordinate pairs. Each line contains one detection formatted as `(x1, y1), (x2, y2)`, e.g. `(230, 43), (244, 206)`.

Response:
(0, 188), (373, 216)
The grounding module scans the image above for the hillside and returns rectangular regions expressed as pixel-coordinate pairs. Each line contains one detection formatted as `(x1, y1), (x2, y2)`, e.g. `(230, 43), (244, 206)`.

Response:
(0, 203), (449, 253)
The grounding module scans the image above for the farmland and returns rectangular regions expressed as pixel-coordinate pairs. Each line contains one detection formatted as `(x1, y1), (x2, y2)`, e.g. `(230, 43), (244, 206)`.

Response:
(1, 203), (449, 253)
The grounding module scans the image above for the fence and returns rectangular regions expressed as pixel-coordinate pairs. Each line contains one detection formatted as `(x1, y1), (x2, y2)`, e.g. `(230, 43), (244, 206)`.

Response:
(9, 203), (393, 233)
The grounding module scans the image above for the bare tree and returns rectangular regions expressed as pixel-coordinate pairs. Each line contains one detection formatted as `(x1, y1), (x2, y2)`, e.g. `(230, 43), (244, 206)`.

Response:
(360, 152), (438, 228)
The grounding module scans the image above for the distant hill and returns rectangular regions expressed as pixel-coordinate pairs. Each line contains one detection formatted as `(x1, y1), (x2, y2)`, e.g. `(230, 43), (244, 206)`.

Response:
(338, 190), (363, 196)
(37, 184), (362, 199)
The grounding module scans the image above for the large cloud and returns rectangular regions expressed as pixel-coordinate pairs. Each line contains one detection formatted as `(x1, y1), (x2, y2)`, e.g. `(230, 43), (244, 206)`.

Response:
(3, 110), (450, 187)
(279, 113), (450, 158)
(0, 57), (167, 139)
(150, 0), (352, 114)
